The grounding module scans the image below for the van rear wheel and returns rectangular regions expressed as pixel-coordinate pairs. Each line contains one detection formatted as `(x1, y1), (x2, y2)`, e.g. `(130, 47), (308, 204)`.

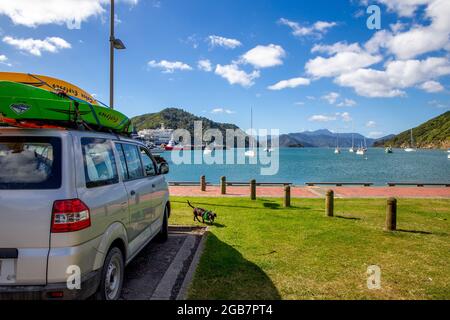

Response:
(95, 247), (124, 300)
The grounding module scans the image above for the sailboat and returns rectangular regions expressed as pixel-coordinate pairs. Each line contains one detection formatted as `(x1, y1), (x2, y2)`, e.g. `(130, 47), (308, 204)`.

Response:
(356, 136), (368, 155)
(203, 146), (213, 155)
(245, 107), (256, 157)
(404, 129), (416, 152)
(356, 144), (365, 155)
(349, 123), (356, 153)
(349, 133), (356, 153)
(334, 132), (341, 154)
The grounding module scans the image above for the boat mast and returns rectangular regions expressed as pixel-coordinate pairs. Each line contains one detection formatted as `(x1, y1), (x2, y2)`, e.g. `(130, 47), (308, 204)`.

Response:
(351, 122), (354, 148)
(250, 107), (254, 149)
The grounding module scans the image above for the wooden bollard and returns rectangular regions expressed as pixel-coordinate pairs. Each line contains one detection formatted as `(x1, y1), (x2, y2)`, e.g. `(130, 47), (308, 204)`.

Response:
(385, 198), (397, 231)
(250, 179), (256, 200)
(220, 176), (226, 195)
(325, 190), (334, 217)
(284, 186), (291, 207)
(200, 175), (206, 192)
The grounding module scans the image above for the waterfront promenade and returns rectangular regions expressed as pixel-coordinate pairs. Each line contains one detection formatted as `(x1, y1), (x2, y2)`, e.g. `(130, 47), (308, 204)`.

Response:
(169, 185), (450, 199)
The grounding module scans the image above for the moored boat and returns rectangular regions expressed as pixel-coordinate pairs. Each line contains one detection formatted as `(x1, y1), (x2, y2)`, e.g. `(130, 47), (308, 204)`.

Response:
(404, 129), (416, 152)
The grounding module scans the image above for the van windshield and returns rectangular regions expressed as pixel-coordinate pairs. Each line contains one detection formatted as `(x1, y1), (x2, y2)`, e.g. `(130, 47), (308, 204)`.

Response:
(0, 136), (62, 189)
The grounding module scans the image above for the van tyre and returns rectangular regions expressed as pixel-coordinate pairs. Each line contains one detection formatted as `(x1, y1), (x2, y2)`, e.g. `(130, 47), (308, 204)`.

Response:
(156, 208), (168, 243)
(95, 247), (124, 300)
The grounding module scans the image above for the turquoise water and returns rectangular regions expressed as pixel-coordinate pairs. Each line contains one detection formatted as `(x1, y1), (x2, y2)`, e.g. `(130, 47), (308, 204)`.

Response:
(161, 148), (450, 186)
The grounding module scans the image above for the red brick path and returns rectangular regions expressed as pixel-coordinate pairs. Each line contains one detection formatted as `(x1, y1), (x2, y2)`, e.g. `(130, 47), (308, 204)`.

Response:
(169, 185), (450, 198)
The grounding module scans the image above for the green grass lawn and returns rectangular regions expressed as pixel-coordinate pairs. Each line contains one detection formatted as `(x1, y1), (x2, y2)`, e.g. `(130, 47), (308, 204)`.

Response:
(169, 197), (450, 300)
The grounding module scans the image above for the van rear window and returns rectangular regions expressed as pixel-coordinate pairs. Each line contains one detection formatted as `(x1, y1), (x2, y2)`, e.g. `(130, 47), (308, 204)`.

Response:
(0, 136), (62, 189)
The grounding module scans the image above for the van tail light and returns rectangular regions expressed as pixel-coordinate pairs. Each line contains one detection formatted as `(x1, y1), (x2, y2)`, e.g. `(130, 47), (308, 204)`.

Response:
(51, 199), (91, 233)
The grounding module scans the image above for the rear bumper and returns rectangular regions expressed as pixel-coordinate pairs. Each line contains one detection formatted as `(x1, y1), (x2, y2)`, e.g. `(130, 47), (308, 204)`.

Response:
(0, 269), (100, 300)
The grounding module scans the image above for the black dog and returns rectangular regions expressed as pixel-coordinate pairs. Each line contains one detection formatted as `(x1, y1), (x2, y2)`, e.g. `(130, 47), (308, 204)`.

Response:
(187, 200), (217, 224)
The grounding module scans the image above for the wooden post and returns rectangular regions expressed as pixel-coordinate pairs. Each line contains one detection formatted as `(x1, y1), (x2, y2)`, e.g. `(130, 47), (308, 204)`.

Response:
(250, 179), (256, 200)
(200, 175), (206, 192)
(325, 190), (334, 217)
(220, 176), (226, 195)
(284, 185), (291, 207)
(385, 198), (397, 231)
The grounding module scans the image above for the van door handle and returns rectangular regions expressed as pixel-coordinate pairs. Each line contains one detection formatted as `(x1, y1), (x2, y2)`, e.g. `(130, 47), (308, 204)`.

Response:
(130, 190), (136, 196)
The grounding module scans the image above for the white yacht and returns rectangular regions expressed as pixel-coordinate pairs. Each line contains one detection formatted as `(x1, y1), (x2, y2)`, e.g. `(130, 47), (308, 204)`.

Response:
(334, 132), (341, 154)
(404, 129), (416, 152)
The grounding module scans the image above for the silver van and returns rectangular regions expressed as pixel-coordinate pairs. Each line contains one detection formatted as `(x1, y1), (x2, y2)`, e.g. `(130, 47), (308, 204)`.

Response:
(0, 128), (170, 300)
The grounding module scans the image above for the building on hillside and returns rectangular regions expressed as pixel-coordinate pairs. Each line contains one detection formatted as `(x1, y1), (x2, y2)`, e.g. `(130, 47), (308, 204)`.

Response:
(138, 123), (174, 145)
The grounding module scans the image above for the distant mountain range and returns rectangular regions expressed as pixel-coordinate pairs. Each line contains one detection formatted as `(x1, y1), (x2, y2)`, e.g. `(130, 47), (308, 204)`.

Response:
(277, 130), (394, 148)
(374, 111), (450, 149)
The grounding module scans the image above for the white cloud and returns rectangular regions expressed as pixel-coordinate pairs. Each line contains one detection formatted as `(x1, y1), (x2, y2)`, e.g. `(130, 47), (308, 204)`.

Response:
(215, 64), (260, 88)
(309, 113), (351, 122)
(0, 54), (11, 66)
(338, 112), (352, 122)
(148, 60), (192, 73)
(2, 36), (71, 56)
(337, 98), (357, 107)
(267, 77), (310, 90)
(211, 108), (235, 114)
(279, 18), (337, 38)
(241, 44), (285, 69)
(295, 102), (305, 106)
(312, 42), (361, 55)
(301, 1), (449, 98)
(0, 0), (138, 29)
(308, 114), (336, 122)
(198, 59), (212, 72)
(364, 0), (450, 59)
(306, 43), (382, 78)
(207, 35), (242, 49)
(419, 80), (444, 93)
(335, 57), (450, 97)
(366, 121), (377, 128)
(367, 0), (432, 18)
(322, 92), (340, 104)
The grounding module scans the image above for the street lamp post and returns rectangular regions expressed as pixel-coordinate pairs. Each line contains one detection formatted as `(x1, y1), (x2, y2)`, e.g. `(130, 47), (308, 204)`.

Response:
(109, 0), (126, 109)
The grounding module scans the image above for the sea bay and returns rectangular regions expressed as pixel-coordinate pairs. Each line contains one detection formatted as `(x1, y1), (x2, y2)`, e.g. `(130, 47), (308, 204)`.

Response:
(161, 148), (450, 186)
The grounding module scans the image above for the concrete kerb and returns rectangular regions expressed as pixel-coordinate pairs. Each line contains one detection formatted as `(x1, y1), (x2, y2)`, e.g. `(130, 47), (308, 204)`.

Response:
(176, 228), (209, 300)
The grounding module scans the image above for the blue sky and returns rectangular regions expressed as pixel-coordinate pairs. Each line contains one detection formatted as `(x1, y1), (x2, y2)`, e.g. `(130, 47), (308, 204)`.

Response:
(0, 0), (449, 136)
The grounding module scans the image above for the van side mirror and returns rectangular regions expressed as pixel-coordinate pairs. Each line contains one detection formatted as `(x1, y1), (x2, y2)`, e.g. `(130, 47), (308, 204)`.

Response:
(159, 163), (169, 175)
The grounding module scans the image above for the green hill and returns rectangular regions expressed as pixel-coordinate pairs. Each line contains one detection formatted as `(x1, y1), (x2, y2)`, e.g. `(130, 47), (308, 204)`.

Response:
(131, 107), (247, 143)
(374, 111), (450, 149)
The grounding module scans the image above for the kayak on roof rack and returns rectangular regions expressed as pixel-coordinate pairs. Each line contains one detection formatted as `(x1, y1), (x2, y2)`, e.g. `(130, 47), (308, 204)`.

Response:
(0, 72), (133, 135)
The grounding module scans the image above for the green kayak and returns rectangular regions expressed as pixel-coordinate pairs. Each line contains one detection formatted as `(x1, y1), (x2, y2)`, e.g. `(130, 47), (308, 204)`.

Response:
(0, 81), (133, 135)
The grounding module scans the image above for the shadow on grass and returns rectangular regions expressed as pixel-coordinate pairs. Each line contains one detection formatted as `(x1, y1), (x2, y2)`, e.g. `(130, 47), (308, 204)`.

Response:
(171, 200), (258, 210)
(263, 202), (281, 209)
(211, 222), (226, 228)
(336, 215), (361, 221)
(189, 233), (281, 300)
(397, 229), (432, 235)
